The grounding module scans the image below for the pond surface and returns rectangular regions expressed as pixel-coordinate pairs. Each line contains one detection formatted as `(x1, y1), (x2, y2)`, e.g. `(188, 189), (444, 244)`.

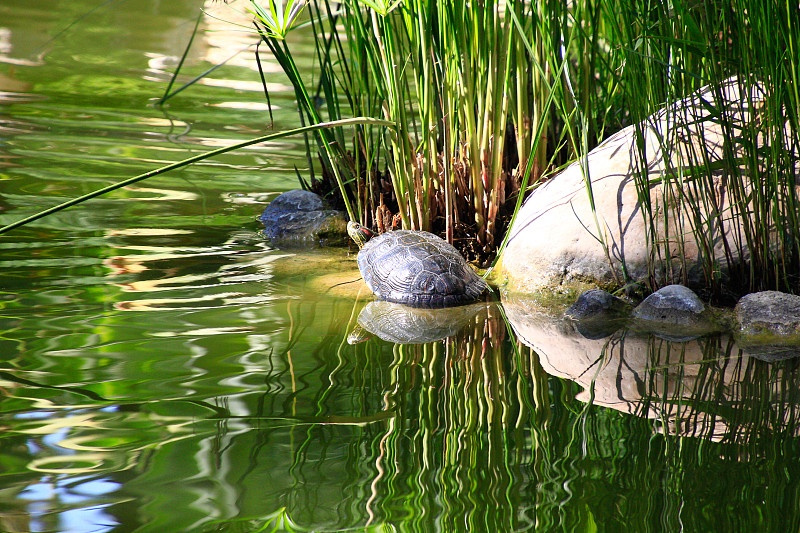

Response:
(2, 1), (800, 532)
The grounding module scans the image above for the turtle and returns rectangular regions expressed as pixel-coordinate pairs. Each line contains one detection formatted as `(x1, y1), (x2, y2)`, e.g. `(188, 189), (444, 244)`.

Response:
(347, 221), (488, 308)
(259, 189), (347, 246)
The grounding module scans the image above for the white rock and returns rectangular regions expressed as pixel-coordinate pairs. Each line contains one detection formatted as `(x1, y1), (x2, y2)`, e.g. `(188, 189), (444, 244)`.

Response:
(496, 77), (797, 292)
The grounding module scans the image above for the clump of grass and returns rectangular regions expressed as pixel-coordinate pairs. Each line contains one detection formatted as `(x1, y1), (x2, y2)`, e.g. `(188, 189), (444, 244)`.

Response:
(600, 0), (800, 299)
(250, 0), (799, 297)
(251, 0), (578, 265)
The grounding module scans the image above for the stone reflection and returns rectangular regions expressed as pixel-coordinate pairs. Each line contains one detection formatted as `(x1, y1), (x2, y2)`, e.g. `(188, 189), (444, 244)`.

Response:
(504, 295), (800, 442)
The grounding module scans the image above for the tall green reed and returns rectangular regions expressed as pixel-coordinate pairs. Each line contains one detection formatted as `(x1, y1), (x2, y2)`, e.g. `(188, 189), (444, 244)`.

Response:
(251, 0), (798, 296)
(359, 306), (548, 530)
(576, 0), (799, 297)
(8, 0), (797, 298)
(251, 0), (574, 263)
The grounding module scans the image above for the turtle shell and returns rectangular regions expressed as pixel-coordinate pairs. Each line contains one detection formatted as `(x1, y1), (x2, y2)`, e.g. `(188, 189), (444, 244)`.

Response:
(357, 230), (488, 308)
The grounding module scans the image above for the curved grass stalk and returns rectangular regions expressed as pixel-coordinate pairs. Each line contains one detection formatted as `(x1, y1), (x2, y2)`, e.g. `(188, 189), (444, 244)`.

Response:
(0, 117), (392, 235)
(159, 5), (265, 105)
(161, 41), (259, 104)
(34, 0), (123, 57)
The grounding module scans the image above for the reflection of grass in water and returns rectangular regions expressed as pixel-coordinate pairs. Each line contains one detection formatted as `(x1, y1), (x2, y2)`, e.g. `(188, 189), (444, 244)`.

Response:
(22, 288), (797, 531)
(610, 334), (800, 531)
(633, 335), (800, 445)
(240, 303), (527, 529)
(343, 307), (558, 531)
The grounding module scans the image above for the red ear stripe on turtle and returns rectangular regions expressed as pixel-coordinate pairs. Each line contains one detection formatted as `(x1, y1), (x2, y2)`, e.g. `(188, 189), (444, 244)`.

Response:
(359, 225), (375, 240)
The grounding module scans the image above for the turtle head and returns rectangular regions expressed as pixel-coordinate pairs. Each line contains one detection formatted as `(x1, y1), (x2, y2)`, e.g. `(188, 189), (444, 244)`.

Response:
(347, 221), (375, 249)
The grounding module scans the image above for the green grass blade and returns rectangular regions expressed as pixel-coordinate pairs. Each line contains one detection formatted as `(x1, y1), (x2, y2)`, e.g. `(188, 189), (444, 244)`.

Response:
(0, 117), (393, 235)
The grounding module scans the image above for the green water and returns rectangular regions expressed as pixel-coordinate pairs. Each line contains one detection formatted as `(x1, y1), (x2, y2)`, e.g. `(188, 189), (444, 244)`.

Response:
(2, 1), (800, 532)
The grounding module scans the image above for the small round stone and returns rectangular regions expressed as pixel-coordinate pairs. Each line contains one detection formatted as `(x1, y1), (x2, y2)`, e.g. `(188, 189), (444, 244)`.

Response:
(566, 289), (624, 319)
(735, 291), (800, 337)
(632, 284), (705, 325)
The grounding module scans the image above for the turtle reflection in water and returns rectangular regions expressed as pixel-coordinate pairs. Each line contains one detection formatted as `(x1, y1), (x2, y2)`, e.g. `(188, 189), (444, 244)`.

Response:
(348, 301), (486, 345)
(347, 221), (488, 308)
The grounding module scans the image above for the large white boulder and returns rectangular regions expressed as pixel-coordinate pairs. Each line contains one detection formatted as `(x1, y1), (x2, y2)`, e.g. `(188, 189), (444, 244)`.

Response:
(496, 77), (796, 293)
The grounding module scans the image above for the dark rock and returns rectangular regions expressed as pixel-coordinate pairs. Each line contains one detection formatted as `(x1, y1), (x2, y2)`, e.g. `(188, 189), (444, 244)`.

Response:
(565, 289), (630, 339)
(735, 291), (800, 361)
(259, 189), (347, 245)
(268, 188), (326, 212)
(632, 285), (719, 341)
(740, 344), (800, 363)
(566, 289), (627, 319)
(735, 291), (800, 337)
(633, 285), (705, 324)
